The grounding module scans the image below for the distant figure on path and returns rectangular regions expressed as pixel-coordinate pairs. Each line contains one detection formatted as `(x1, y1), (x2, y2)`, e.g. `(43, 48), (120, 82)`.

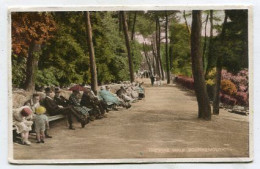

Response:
(156, 75), (161, 86)
(150, 75), (155, 86)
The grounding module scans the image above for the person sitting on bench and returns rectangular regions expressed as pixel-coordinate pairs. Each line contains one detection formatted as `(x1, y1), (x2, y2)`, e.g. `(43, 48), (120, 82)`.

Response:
(43, 87), (88, 130)
(80, 86), (107, 119)
(13, 106), (34, 145)
(24, 93), (41, 113)
(54, 88), (70, 107)
(69, 89), (93, 121)
(116, 86), (134, 103)
(99, 86), (131, 110)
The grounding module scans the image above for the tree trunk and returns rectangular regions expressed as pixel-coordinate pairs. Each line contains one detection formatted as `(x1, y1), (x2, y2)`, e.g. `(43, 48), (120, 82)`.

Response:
(155, 19), (161, 78)
(24, 42), (41, 92)
(213, 11), (228, 115)
(152, 42), (159, 76)
(121, 11), (135, 83)
(169, 45), (174, 70)
(143, 43), (152, 74)
(205, 10), (214, 77)
(128, 12), (131, 29)
(183, 10), (191, 35)
(165, 11), (170, 84)
(156, 17), (164, 80)
(131, 12), (137, 41)
(118, 12), (122, 33)
(85, 11), (98, 94)
(202, 13), (209, 71)
(191, 10), (211, 120)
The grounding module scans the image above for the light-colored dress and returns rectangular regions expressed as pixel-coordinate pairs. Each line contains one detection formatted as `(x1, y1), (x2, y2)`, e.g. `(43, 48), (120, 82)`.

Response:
(13, 106), (34, 134)
(98, 90), (120, 105)
(34, 114), (49, 133)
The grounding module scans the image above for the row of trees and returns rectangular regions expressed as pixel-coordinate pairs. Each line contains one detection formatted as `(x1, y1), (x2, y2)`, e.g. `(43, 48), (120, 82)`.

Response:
(12, 10), (248, 120)
(12, 11), (143, 92)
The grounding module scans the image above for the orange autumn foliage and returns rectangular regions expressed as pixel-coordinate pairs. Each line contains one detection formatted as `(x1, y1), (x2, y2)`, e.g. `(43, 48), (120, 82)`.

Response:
(12, 12), (56, 56)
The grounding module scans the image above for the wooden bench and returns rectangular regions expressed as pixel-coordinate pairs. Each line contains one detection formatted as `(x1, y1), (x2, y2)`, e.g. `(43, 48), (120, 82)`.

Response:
(13, 114), (65, 131)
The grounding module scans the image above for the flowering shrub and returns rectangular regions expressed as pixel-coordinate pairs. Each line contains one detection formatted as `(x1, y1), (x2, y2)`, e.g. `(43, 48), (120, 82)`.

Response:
(222, 69), (248, 93)
(220, 93), (237, 106)
(175, 76), (194, 90)
(220, 80), (237, 96)
(176, 69), (249, 107)
(205, 68), (216, 86)
(234, 92), (249, 106)
(221, 69), (249, 106)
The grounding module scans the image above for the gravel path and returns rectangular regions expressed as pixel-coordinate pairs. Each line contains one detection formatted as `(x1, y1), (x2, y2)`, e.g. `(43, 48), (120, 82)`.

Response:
(13, 79), (249, 161)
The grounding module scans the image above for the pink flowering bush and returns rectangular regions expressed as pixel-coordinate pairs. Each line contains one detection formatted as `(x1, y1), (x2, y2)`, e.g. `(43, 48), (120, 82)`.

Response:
(220, 93), (237, 106)
(234, 92), (249, 106)
(221, 69), (249, 106)
(222, 69), (248, 93)
(175, 76), (194, 90)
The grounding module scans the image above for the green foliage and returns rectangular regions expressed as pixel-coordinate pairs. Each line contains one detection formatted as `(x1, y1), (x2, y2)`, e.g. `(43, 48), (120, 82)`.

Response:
(12, 54), (26, 88)
(169, 21), (192, 77)
(35, 67), (60, 88)
(134, 12), (156, 38)
(209, 10), (248, 74)
(39, 12), (90, 86)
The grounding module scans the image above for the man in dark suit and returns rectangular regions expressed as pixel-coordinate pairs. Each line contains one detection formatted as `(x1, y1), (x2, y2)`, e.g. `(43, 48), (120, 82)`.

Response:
(43, 87), (87, 130)
(80, 86), (107, 119)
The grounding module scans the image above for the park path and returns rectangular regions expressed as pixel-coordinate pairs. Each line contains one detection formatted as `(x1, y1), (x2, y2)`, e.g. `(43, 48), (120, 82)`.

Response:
(13, 79), (249, 160)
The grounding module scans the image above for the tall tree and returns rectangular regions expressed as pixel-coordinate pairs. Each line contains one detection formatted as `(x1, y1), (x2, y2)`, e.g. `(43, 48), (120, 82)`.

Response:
(151, 41), (160, 76)
(165, 11), (170, 84)
(191, 10), (211, 120)
(12, 12), (56, 92)
(156, 17), (164, 80)
(213, 11), (228, 115)
(169, 45), (174, 70)
(24, 43), (41, 91)
(183, 10), (191, 35)
(205, 10), (214, 77)
(143, 43), (152, 74)
(85, 11), (98, 94)
(131, 12), (137, 40)
(202, 12), (209, 71)
(121, 11), (135, 82)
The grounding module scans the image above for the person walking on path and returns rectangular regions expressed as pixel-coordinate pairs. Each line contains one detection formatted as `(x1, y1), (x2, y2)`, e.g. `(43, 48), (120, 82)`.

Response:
(150, 75), (155, 86)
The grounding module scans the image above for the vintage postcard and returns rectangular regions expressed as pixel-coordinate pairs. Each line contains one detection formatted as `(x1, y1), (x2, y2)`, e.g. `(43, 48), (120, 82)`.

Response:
(8, 5), (253, 164)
